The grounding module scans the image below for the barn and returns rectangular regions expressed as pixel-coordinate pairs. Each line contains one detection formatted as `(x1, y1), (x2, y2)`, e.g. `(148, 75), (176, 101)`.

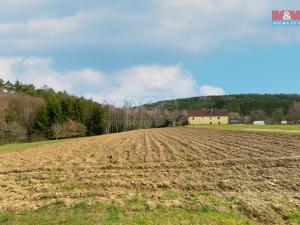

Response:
(188, 109), (229, 125)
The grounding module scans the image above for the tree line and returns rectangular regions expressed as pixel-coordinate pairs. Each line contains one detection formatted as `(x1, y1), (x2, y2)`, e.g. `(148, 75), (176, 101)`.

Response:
(0, 79), (111, 144)
(0, 80), (175, 144)
(145, 94), (300, 124)
(1, 79), (300, 145)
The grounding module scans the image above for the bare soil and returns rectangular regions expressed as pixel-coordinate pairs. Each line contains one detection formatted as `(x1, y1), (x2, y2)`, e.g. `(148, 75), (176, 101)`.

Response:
(0, 128), (299, 224)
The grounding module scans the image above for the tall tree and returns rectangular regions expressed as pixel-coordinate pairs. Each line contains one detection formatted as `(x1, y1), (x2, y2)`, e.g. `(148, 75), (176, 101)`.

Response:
(288, 102), (300, 121)
(35, 106), (51, 137)
(272, 108), (285, 124)
(9, 94), (45, 138)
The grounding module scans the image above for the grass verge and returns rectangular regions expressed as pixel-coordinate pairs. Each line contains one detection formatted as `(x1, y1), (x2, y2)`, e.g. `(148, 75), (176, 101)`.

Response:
(0, 202), (254, 225)
(0, 139), (66, 155)
(287, 211), (300, 224)
(186, 124), (300, 133)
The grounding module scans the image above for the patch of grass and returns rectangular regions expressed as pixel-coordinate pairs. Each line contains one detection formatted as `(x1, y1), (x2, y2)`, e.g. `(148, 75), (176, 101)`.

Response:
(105, 205), (122, 224)
(186, 124), (300, 133)
(287, 211), (300, 224)
(0, 212), (14, 224)
(0, 139), (67, 155)
(161, 191), (182, 200)
(130, 207), (253, 225)
(201, 205), (214, 213)
(62, 184), (81, 191)
(15, 175), (30, 182)
(0, 202), (254, 225)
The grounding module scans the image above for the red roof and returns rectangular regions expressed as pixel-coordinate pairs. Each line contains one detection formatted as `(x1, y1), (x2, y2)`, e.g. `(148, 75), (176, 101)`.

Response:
(188, 109), (228, 117)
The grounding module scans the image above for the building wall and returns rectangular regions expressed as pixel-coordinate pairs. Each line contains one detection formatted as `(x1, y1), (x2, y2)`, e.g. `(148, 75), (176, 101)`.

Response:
(253, 121), (265, 125)
(188, 116), (229, 125)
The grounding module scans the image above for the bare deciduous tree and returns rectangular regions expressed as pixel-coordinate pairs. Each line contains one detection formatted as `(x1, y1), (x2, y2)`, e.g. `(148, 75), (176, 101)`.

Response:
(288, 102), (300, 121)
(8, 93), (45, 138)
(51, 123), (63, 140)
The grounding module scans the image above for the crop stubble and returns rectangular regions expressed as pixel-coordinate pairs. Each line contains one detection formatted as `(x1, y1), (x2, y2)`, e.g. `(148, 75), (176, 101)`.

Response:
(0, 128), (299, 222)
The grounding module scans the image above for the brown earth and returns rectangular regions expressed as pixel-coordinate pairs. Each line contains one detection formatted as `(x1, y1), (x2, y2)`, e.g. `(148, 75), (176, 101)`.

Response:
(0, 128), (299, 224)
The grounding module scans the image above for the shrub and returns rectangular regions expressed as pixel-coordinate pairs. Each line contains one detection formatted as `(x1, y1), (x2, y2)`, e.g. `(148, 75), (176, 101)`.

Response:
(51, 119), (87, 139)
(0, 119), (26, 144)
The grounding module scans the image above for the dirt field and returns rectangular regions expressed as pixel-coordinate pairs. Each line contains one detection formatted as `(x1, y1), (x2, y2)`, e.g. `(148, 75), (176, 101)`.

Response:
(0, 128), (299, 224)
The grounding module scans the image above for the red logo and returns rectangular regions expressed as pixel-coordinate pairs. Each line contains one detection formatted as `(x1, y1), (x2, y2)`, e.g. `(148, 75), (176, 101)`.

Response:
(272, 10), (300, 20)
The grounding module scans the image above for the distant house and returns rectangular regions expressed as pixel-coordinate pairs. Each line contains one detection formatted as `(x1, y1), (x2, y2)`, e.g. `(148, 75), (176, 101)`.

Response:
(289, 120), (300, 124)
(230, 119), (241, 124)
(253, 121), (265, 125)
(188, 109), (229, 125)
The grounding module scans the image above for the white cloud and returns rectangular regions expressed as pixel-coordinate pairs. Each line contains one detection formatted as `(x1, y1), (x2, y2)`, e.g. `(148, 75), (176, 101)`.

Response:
(0, 57), (70, 91)
(199, 85), (225, 96)
(0, 57), (105, 92)
(68, 69), (105, 84)
(154, 0), (300, 51)
(0, 58), (20, 81)
(0, 0), (300, 53)
(0, 57), (225, 105)
(91, 65), (199, 105)
(0, 10), (101, 51)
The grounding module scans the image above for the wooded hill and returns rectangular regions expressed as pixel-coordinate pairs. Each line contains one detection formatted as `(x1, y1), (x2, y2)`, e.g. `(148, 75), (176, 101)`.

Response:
(0, 80), (169, 144)
(145, 94), (300, 123)
(0, 79), (110, 144)
(145, 94), (300, 114)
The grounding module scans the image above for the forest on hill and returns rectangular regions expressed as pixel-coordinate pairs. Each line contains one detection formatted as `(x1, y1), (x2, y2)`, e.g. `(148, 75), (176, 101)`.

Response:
(0, 79), (110, 144)
(145, 94), (300, 123)
(145, 94), (300, 115)
(0, 80), (169, 145)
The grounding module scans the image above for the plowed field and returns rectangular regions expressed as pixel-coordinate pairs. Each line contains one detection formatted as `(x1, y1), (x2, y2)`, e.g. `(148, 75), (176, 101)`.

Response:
(0, 128), (299, 224)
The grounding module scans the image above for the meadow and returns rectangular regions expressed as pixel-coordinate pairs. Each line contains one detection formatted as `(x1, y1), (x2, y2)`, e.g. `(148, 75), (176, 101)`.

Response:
(0, 140), (67, 155)
(186, 124), (300, 133)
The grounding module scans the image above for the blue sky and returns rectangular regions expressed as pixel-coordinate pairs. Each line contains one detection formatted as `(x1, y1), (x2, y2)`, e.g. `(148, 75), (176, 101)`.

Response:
(0, 0), (300, 105)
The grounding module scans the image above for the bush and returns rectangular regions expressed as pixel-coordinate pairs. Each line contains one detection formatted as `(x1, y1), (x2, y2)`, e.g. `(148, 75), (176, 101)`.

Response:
(0, 119), (26, 144)
(51, 120), (87, 139)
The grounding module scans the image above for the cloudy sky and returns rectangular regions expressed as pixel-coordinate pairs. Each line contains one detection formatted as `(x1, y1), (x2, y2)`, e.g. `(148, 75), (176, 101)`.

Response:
(0, 0), (300, 105)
